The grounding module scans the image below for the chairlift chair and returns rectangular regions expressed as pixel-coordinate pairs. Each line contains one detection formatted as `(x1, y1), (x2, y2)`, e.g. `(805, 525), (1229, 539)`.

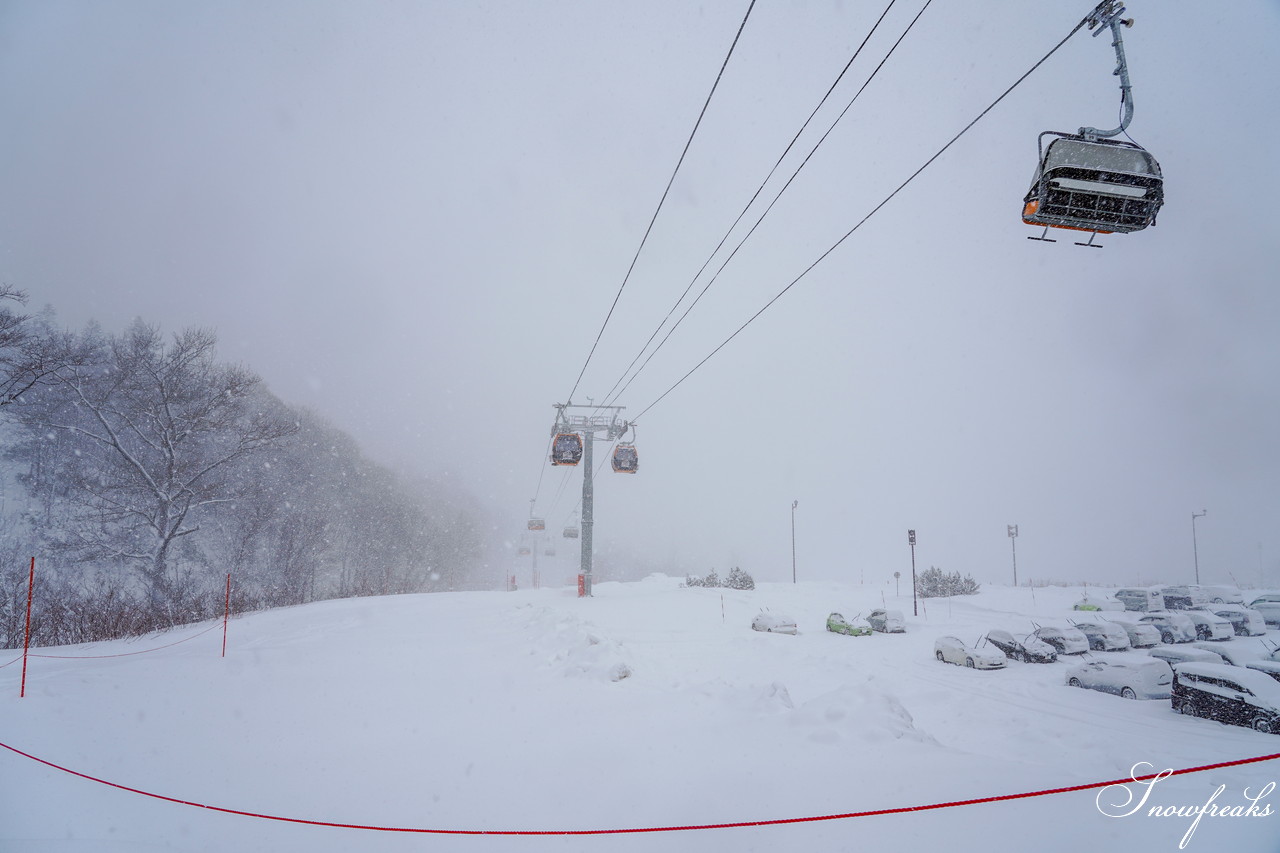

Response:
(550, 432), (583, 466)
(563, 526), (580, 539)
(1022, 133), (1163, 237)
(611, 443), (638, 474)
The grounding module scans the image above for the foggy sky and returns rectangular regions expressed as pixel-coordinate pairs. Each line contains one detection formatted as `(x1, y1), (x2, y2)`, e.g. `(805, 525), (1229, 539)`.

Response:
(2, 0), (1277, 590)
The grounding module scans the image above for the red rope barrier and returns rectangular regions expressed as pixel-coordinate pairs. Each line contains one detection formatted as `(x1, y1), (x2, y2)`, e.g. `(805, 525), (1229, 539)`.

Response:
(1, 739), (1276, 836)
(26, 622), (223, 660)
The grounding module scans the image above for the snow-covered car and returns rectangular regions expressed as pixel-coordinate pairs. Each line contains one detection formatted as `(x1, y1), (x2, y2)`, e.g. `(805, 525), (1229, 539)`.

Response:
(1115, 587), (1166, 612)
(1139, 611), (1197, 644)
(1032, 625), (1089, 655)
(1197, 585), (1244, 604)
(1187, 641), (1258, 667)
(1203, 604), (1267, 637)
(1180, 608), (1233, 641)
(1071, 620), (1131, 651)
(867, 609), (905, 633)
(1073, 593), (1124, 611)
(1105, 617), (1162, 648)
(751, 611), (797, 635)
(1160, 585), (1208, 610)
(1172, 663), (1280, 734)
(985, 629), (1057, 663)
(1147, 646), (1222, 668)
(825, 612), (871, 636)
(1244, 660), (1280, 684)
(1066, 659), (1173, 700)
(934, 636), (1006, 669)
(1247, 594), (1280, 627)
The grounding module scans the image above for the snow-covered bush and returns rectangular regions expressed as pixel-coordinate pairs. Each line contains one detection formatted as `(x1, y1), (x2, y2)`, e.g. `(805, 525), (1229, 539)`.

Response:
(915, 565), (981, 598)
(724, 567), (755, 590)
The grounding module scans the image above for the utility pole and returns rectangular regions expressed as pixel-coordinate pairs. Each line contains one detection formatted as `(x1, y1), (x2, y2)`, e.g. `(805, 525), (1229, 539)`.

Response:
(908, 529), (918, 616)
(552, 403), (630, 598)
(791, 500), (799, 584)
(1007, 524), (1019, 587)
(1191, 510), (1206, 584)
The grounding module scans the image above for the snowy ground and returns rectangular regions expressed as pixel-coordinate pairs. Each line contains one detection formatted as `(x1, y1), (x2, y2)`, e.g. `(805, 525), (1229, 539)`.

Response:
(2, 576), (1278, 853)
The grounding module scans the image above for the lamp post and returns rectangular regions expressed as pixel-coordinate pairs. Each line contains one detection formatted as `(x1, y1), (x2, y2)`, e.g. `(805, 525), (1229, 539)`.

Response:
(791, 500), (799, 584)
(1007, 524), (1019, 587)
(1191, 510), (1207, 584)
(908, 529), (918, 616)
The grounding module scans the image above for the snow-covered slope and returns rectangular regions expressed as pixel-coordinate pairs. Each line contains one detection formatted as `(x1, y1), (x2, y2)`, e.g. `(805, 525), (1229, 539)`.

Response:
(3, 576), (1277, 852)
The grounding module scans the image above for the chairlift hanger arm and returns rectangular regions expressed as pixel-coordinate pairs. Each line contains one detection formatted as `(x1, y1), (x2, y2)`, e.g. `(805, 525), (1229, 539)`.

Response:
(1078, 1), (1136, 140)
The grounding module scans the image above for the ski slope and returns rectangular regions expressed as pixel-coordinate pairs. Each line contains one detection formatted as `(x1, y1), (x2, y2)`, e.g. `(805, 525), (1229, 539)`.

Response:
(2, 576), (1277, 852)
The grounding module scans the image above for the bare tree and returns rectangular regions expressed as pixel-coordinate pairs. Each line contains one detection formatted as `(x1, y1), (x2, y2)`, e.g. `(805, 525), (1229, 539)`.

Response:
(14, 320), (298, 615)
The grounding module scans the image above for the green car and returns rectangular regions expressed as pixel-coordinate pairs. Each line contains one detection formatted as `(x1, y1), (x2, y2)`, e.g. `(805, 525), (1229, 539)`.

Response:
(827, 612), (872, 636)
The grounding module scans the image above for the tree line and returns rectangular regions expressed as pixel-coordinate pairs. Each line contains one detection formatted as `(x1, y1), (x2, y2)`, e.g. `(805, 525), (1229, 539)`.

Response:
(0, 288), (491, 648)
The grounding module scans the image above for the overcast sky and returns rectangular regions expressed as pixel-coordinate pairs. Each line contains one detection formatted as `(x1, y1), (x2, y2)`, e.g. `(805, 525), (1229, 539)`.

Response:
(2, 0), (1277, 590)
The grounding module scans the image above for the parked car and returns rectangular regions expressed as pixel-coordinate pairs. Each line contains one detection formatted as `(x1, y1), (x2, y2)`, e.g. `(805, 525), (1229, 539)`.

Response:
(985, 629), (1057, 663)
(1203, 604), (1267, 637)
(867, 609), (906, 633)
(1073, 593), (1124, 611)
(1071, 620), (1132, 651)
(1033, 625), (1089, 655)
(934, 636), (1006, 669)
(1115, 587), (1166, 612)
(1244, 660), (1280, 684)
(1139, 611), (1197, 644)
(1180, 608), (1234, 641)
(751, 611), (797, 635)
(1066, 659), (1173, 700)
(1247, 594), (1280, 627)
(1197, 585), (1244, 604)
(826, 612), (872, 636)
(1171, 662), (1280, 734)
(1187, 642), (1259, 667)
(1160, 585), (1209, 610)
(1105, 617), (1162, 648)
(1147, 646), (1223, 667)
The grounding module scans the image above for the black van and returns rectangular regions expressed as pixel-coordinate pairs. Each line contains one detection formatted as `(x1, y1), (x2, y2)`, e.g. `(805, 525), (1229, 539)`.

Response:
(1171, 662), (1280, 734)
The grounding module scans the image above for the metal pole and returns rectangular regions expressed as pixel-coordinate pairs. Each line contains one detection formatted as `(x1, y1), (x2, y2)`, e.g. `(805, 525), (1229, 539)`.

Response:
(908, 530), (918, 616)
(1007, 524), (1019, 587)
(580, 432), (594, 596)
(20, 557), (34, 698)
(791, 500), (798, 584)
(1191, 510), (1206, 584)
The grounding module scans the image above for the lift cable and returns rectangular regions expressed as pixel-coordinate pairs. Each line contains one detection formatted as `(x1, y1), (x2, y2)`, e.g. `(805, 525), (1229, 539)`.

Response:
(564, 0), (758, 405)
(604, 0), (930, 409)
(630, 10), (1092, 424)
(596, 0), (904, 409)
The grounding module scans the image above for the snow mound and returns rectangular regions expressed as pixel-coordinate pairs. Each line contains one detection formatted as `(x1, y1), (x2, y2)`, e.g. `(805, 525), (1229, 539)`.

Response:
(789, 677), (938, 746)
(525, 607), (634, 682)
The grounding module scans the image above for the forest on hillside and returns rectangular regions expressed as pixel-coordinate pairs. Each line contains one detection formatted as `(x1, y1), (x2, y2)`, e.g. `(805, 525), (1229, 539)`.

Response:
(0, 289), (493, 648)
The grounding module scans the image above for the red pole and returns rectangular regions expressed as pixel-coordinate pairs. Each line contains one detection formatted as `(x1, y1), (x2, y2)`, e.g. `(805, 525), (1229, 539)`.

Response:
(20, 557), (34, 698)
(221, 573), (231, 658)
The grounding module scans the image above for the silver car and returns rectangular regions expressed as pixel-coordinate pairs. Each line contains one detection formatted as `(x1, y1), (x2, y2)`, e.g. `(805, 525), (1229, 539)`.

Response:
(1207, 604), (1267, 637)
(1248, 594), (1280, 627)
(867, 609), (906, 633)
(934, 636), (1006, 669)
(1105, 617), (1162, 648)
(1033, 625), (1090, 655)
(1071, 620), (1131, 651)
(1181, 608), (1234, 641)
(1066, 659), (1173, 700)
(1139, 611), (1197, 644)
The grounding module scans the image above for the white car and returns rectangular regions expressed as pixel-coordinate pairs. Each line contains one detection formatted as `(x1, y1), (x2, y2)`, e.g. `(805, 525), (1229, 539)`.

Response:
(1033, 625), (1090, 655)
(1247, 594), (1280, 627)
(1180, 608), (1234, 641)
(1245, 660), (1280, 684)
(1139, 611), (1197, 643)
(1197, 585), (1244, 604)
(1105, 617), (1162, 648)
(751, 611), (797, 635)
(1071, 620), (1131, 651)
(1188, 641), (1259, 667)
(1206, 604), (1267, 637)
(1148, 646), (1223, 667)
(934, 636), (1006, 669)
(867, 609), (906, 633)
(1066, 659), (1174, 700)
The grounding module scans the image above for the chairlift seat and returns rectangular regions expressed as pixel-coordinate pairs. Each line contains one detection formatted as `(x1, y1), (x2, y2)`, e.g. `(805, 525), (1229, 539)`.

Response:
(1023, 134), (1163, 235)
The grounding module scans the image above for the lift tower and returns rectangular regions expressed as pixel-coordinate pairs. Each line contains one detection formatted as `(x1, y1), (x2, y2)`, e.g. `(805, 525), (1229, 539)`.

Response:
(552, 403), (629, 596)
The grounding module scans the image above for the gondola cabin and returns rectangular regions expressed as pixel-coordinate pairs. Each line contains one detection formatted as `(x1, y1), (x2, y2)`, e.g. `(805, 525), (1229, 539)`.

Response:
(1022, 134), (1163, 235)
(527, 517), (545, 531)
(550, 432), (583, 466)
(611, 443), (638, 474)
(563, 526), (580, 539)
(517, 545), (531, 556)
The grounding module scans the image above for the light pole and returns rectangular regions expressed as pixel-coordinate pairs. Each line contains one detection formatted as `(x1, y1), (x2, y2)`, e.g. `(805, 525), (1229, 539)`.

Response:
(908, 529), (918, 616)
(1007, 524), (1019, 587)
(791, 500), (799, 584)
(1191, 510), (1207, 584)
